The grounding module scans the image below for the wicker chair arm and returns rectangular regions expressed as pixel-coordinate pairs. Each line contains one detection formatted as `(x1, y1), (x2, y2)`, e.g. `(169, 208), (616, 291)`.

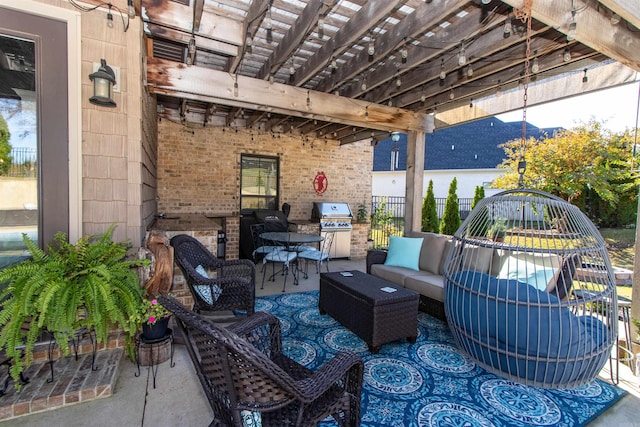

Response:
(294, 351), (363, 403)
(366, 249), (388, 273)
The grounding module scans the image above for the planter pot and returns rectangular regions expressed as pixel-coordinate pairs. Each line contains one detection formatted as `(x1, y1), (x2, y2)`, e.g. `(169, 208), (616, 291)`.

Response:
(142, 316), (170, 341)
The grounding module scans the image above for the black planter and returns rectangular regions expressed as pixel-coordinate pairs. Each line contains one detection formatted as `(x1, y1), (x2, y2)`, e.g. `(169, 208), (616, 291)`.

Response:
(142, 316), (170, 341)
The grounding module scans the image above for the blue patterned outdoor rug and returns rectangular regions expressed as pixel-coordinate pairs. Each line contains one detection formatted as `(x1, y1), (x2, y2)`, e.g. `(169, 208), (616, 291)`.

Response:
(255, 291), (626, 427)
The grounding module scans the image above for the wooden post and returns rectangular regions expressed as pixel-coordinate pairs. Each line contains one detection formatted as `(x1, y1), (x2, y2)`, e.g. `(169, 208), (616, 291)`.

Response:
(405, 130), (425, 234)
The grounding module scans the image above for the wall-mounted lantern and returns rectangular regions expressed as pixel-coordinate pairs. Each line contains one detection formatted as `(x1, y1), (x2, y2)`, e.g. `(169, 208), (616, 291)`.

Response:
(89, 59), (117, 107)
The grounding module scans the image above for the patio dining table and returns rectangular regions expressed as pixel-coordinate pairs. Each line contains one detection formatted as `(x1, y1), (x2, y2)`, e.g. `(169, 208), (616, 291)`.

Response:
(260, 232), (324, 284)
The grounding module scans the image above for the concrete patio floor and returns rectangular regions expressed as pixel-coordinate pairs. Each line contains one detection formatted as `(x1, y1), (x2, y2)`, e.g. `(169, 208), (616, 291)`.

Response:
(2, 258), (639, 426)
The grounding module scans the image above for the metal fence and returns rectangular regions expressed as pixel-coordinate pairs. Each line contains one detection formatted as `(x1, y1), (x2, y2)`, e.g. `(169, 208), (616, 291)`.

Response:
(370, 195), (474, 248)
(3, 148), (37, 178)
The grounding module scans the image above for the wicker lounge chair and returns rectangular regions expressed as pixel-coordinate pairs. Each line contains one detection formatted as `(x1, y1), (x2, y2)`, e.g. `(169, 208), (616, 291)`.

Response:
(170, 234), (255, 315)
(159, 296), (364, 427)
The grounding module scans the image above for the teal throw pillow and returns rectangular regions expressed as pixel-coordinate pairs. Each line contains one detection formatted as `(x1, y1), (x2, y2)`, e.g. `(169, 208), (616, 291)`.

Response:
(384, 236), (424, 271)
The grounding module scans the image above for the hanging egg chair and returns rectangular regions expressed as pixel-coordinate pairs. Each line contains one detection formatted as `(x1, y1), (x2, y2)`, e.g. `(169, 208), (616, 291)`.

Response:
(443, 189), (617, 389)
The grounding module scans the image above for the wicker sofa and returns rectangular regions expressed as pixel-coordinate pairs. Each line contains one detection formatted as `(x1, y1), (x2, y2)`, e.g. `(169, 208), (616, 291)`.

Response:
(366, 232), (498, 320)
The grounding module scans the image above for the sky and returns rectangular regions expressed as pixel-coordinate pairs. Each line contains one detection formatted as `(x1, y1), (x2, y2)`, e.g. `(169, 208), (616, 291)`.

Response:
(497, 80), (640, 133)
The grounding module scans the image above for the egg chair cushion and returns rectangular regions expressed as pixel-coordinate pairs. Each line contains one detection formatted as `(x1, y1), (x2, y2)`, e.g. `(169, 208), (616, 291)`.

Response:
(496, 252), (562, 292)
(447, 270), (609, 384)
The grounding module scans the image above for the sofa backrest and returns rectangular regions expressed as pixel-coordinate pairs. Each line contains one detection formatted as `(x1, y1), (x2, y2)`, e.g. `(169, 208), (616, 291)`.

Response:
(405, 231), (450, 275)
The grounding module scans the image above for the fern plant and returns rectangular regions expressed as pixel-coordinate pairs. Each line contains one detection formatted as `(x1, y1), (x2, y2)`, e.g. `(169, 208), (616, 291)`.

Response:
(0, 225), (147, 385)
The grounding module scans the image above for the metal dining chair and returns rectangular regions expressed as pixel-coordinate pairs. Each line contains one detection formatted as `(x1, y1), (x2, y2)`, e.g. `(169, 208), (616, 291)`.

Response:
(298, 231), (336, 278)
(260, 234), (298, 292)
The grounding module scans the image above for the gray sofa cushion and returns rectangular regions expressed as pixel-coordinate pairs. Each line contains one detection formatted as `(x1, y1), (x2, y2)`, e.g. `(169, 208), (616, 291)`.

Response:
(404, 273), (445, 302)
(406, 232), (450, 274)
(370, 264), (416, 286)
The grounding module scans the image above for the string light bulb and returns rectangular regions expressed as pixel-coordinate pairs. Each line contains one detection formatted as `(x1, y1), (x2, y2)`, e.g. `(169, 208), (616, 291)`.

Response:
(457, 42), (467, 66)
(127, 0), (135, 18)
(582, 68), (588, 83)
(289, 63), (295, 75)
(188, 37), (196, 54)
(400, 46), (408, 63)
(610, 13), (621, 25)
(265, 8), (273, 30)
(567, 11), (577, 41)
(449, 88), (455, 100)
(361, 76), (367, 91)
(395, 73), (402, 88)
(306, 91), (311, 108)
(233, 75), (239, 97)
(503, 17), (512, 36)
(466, 65), (473, 77)
(563, 47), (571, 62)
(318, 17), (325, 30)
(368, 38), (375, 56)
(439, 58), (446, 80)
(531, 57), (540, 73)
(107, 5), (114, 28)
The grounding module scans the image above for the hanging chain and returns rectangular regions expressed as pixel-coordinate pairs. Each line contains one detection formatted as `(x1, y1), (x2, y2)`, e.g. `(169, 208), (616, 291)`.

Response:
(515, 0), (533, 188)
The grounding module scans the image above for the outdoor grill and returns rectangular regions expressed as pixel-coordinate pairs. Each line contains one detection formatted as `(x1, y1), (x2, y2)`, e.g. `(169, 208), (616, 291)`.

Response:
(311, 202), (353, 259)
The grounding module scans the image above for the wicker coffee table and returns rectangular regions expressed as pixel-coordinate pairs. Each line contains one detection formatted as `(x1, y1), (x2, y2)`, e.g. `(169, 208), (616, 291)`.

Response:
(319, 270), (419, 353)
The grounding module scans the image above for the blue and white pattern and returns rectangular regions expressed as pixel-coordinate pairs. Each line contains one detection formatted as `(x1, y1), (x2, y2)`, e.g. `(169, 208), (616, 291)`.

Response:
(256, 291), (625, 427)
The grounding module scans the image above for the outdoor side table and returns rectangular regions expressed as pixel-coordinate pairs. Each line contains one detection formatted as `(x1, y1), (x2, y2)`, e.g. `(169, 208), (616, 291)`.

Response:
(134, 328), (175, 388)
(573, 290), (634, 384)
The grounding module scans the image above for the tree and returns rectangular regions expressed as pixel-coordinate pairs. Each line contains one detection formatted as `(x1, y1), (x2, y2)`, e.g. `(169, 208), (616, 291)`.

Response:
(492, 120), (634, 205)
(471, 185), (485, 209)
(0, 114), (12, 175)
(440, 178), (461, 235)
(467, 185), (489, 237)
(421, 180), (438, 232)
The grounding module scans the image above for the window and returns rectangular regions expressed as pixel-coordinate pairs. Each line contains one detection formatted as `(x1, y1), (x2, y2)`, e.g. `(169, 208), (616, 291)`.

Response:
(240, 155), (279, 211)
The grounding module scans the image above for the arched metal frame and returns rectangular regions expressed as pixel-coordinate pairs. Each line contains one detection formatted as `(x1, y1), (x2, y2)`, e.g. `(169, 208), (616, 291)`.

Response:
(444, 189), (617, 389)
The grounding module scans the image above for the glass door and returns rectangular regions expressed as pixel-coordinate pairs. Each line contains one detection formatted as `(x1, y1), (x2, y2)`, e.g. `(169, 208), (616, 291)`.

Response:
(0, 35), (37, 267)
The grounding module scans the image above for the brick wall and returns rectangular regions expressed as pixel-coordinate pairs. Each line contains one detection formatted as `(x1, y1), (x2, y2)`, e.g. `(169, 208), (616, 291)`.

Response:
(157, 122), (372, 258)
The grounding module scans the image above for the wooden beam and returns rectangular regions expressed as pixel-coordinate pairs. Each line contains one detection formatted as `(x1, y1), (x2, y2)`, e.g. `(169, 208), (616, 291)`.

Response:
(292, 0), (402, 86)
(144, 22), (239, 56)
(193, 0), (204, 32)
(314, 0), (471, 93)
(405, 130), (426, 234)
(598, 0), (640, 30)
(141, 0), (242, 46)
(227, 0), (270, 73)
(502, 0), (640, 71)
(146, 57), (434, 132)
(256, 0), (326, 80)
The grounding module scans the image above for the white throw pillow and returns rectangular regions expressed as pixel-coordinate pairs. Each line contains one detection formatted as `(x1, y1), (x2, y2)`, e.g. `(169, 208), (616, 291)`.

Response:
(497, 252), (561, 292)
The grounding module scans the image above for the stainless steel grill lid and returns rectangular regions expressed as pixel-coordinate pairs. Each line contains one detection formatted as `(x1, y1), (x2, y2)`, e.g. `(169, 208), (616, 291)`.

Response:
(312, 202), (353, 219)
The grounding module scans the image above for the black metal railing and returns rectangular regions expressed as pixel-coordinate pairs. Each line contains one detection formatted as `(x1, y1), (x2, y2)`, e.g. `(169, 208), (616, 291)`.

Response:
(369, 195), (474, 248)
(3, 148), (37, 178)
